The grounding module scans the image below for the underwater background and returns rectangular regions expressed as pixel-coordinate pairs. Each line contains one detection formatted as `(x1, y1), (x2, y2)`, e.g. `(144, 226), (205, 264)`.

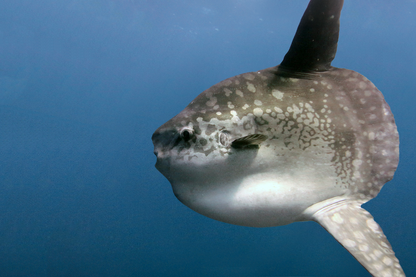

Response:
(1, 0), (415, 276)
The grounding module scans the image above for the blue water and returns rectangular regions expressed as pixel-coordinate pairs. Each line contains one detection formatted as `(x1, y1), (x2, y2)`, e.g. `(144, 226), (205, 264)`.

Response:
(1, 1), (415, 276)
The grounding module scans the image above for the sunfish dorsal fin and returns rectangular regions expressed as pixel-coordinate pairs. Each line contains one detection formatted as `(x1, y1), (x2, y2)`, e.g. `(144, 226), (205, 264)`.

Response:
(280, 0), (344, 74)
(310, 201), (405, 276)
(231, 134), (268, 149)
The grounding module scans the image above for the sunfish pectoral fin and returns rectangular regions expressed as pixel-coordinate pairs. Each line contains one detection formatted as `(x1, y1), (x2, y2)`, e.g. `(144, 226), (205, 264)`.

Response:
(231, 134), (268, 149)
(310, 201), (405, 276)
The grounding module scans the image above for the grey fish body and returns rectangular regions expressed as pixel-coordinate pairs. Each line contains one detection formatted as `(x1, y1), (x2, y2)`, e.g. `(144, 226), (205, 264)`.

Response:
(152, 0), (404, 276)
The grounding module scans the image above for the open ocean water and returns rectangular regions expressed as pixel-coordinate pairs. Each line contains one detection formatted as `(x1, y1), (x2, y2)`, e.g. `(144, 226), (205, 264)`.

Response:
(0, 1), (415, 276)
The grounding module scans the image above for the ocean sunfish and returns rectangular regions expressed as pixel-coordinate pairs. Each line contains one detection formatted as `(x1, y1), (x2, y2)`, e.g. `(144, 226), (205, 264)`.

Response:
(152, 0), (404, 276)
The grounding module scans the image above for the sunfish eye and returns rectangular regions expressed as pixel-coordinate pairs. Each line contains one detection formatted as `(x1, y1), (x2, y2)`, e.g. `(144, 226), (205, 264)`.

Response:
(219, 131), (232, 147)
(180, 127), (194, 142)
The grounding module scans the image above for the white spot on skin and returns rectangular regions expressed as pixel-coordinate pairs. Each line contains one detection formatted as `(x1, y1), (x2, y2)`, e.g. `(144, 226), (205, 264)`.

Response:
(344, 239), (356, 248)
(373, 249), (383, 258)
(332, 213), (343, 224)
(242, 104), (249, 110)
(368, 132), (375, 140)
(274, 107), (283, 113)
(224, 88), (232, 96)
(310, 88), (315, 92)
(247, 82), (256, 93)
(253, 108), (263, 117)
(352, 159), (362, 167)
(366, 219), (380, 233)
(230, 110), (237, 116)
(236, 90), (244, 97)
(272, 89), (284, 100)
(359, 244), (369, 252)
(222, 79), (232, 86)
(216, 112), (221, 115)
(383, 257), (393, 266)
(254, 100), (262, 106)
(206, 97), (217, 107)
(243, 73), (255, 80)
(359, 81), (367, 89)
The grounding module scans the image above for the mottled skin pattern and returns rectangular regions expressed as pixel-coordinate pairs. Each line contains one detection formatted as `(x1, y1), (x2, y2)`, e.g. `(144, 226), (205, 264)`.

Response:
(154, 66), (399, 205)
(152, 1), (404, 276)
(153, 66), (402, 276)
